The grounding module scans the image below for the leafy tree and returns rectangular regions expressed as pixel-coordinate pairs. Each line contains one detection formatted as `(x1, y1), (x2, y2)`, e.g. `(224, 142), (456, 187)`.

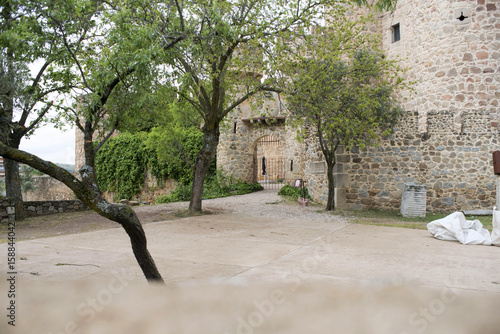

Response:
(143, 97), (213, 184)
(0, 0), (75, 219)
(0, 0), (185, 282)
(1, 0), (399, 280)
(147, 126), (210, 184)
(283, 18), (408, 210)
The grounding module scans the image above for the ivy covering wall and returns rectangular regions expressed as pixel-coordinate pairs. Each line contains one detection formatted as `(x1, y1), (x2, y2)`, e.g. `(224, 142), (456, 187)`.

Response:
(95, 133), (161, 200)
(95, 129), (206, 199)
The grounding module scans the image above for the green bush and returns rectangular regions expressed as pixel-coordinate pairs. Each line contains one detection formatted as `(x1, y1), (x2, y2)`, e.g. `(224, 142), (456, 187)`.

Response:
(147, 126), (216, 184)
(230, 181), (264, 195)
(278, 184), (312, 199)
(95, 133), (155, 200)
(156, 171), (263, 204)
(156, 183), (192, 203)
(95, 130), (214, 200)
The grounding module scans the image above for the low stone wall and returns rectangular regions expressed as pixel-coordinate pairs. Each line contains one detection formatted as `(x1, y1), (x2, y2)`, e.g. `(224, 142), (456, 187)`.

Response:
(101, 173), (177, 203)
(1, 198), (16, 223)
(0, 198), (89, 222)
(23, 200), (89, 218)
(25, 171), (176, 204)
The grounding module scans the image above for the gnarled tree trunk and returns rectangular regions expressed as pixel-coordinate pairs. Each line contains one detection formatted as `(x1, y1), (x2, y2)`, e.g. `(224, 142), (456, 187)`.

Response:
(0, 143), (164, 283)
(326, 162), (336, 211)
(189, 123), (220, 213)
(4, 158), (23, 219)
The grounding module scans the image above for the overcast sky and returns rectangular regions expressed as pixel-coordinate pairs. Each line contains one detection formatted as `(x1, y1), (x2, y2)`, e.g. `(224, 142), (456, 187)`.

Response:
(15, 60), (77, 165)
(19, 124), (75, 165)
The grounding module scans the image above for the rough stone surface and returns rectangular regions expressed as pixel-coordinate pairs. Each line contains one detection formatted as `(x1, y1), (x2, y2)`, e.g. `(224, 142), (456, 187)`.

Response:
(22, 200), (89, 218)
(0, 198), (16, 222)
(24, 175), (75, 201)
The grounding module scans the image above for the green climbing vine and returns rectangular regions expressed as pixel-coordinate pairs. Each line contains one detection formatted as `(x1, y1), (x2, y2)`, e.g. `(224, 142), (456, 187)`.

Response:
(95, 133), (154, 200)
(94, 128), (209, 200)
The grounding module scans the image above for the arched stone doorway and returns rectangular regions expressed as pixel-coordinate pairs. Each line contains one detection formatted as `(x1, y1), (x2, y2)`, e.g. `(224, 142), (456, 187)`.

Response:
(253, 135), (286, 189)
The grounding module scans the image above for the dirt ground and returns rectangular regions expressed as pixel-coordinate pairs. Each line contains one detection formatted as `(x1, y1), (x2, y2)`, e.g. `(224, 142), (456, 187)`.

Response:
(1, 191), (500, 334)
(0, 206), (180, 242)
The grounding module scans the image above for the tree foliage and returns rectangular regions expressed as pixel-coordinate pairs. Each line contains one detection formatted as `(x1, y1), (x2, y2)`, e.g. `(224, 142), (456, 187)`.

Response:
(280, 13), (409, 211)
(147, 126), (213, 184)
(288, 50), (405, 149)
(0, 0), (82, 219)
(0, 0), (185, 282)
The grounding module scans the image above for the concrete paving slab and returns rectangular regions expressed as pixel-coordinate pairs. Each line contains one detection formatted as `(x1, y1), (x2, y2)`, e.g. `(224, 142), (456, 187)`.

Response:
(2, 209), (500, 334)
(250, 224), (500, 292)
(3, 213), (500, 292)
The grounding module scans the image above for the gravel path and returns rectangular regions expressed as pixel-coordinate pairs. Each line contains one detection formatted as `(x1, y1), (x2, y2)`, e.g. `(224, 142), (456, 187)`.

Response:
(134, 189), (349, 224)
(4, 190), (348, 242)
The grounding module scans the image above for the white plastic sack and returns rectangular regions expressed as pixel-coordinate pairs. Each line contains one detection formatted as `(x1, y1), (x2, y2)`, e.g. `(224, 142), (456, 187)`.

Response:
(427, 211), (492, 246)
(492, 207), (500, 247)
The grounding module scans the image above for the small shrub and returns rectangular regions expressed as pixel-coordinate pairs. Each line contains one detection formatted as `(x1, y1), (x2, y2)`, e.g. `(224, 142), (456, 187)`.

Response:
(278, 184), (312, 199)
(230, 181), (264, 195)
(156, 183), (192, 203)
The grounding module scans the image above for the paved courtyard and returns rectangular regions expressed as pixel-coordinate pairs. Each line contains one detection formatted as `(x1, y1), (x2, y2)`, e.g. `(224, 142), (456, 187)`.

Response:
(2, 191), (500, 333)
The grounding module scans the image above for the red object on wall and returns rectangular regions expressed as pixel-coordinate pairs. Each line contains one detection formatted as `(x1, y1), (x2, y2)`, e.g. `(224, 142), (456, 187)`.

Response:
(493, 151), (500, 175)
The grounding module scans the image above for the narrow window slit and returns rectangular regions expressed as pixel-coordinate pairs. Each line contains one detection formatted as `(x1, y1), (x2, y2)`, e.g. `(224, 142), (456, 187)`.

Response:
(392, 23), (400, 43)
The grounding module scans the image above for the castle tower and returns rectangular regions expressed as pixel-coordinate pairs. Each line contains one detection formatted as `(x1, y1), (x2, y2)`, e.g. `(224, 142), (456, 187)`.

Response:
(378, 0), (499, 132)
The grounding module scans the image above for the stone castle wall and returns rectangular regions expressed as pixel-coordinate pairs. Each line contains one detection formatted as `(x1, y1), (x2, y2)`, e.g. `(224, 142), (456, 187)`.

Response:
(217, 0), (499, 213)
(326, 0), (499, 212)
(304, 0), (500, 211)
(333, 111), (498, 212)
(217, 119), (287, 183)
(217, 93), (291, 183)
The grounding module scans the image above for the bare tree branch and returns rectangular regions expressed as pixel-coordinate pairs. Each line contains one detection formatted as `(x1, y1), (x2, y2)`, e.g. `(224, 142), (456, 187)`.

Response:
(94, 118), (118, 154)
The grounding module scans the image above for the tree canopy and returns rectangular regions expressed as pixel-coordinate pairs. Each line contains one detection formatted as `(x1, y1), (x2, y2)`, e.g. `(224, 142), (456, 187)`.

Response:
(0, 0), (187, 282)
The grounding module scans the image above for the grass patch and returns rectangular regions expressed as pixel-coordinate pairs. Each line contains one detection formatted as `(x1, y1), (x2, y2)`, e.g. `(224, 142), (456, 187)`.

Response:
(265, 201), (282, 205)
(333, 208), (493, 231)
